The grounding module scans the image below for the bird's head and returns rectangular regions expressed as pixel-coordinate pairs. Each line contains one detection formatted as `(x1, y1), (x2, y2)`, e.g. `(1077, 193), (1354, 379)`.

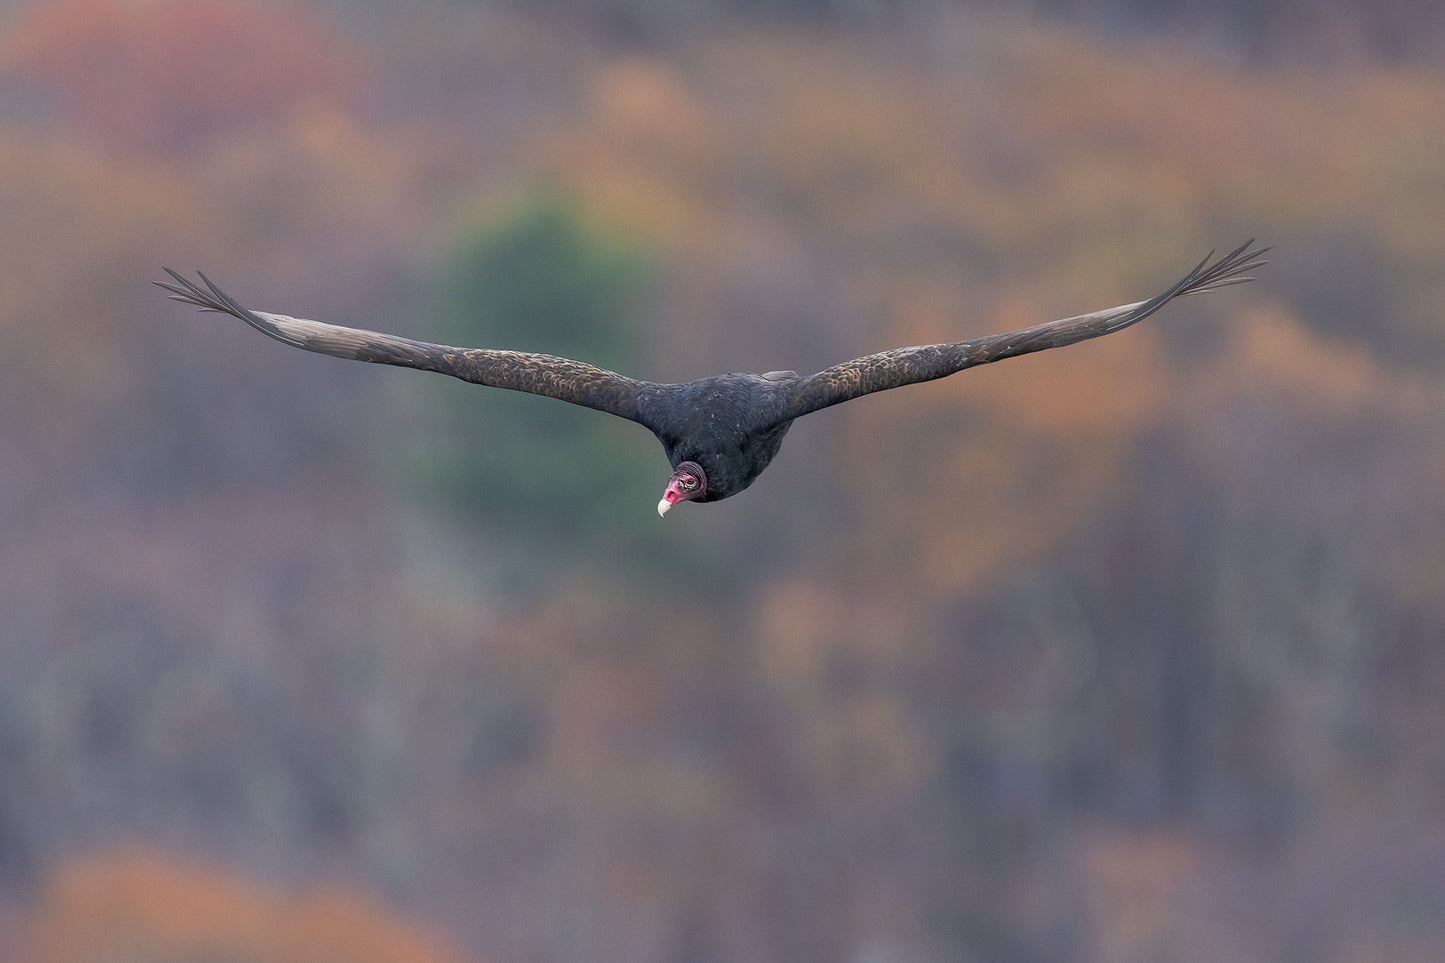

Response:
(657, 461), (707, 516)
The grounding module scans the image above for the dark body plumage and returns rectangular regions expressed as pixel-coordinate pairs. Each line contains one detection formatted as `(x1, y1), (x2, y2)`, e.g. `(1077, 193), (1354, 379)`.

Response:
(639, 373), (799, 501)
(159, 240), (1267, 513)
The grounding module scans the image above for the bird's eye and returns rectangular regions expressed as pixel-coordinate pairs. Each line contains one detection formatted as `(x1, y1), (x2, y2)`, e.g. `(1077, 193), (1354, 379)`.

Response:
(679, 477), (697, 491)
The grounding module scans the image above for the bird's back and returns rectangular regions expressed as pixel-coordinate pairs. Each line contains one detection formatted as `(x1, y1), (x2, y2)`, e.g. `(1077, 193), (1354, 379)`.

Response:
(639, 373), (798, 501)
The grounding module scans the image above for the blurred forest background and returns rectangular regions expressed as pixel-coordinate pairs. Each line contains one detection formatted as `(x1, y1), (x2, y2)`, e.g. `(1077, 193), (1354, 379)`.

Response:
(1, 0), (1443, 960)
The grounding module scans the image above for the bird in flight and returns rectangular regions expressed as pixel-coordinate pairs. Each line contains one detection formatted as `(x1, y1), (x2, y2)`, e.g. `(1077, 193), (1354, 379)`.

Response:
(159, 240), (1266, 516)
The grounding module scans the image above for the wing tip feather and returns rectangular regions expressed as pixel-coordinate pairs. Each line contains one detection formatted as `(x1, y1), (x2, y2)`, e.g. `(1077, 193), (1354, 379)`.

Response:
(156, 268), (310, 348)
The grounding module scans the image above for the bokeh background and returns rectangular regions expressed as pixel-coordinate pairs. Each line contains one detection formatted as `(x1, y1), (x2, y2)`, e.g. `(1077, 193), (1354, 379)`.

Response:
(2, 1), (1444, 960)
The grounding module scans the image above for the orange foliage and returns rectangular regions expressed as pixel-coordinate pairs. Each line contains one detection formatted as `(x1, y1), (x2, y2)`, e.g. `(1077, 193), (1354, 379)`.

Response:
(2, 7), (1444, 961)
(2, 0), (355, 152)
(533, 21), (1445, 606)
(0, 131), (225, 450)
(1198, 303), (1383, 416)
(545, 58), (725, 251)
(20, 849), (472, 963)
(1077, 828), (1203, 963)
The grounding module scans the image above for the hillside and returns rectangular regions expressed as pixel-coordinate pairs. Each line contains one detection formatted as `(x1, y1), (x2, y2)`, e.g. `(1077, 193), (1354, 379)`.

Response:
(2, 2), (1443, 961)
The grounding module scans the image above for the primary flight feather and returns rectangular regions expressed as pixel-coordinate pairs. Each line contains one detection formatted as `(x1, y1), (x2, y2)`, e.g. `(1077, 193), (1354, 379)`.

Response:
(158, 240), (1267, 516)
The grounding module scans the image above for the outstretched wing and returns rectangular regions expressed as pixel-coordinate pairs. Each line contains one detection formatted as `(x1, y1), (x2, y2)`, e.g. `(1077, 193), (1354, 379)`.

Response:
(158, 270), (650, 423)
(776, 239), (1269, 422)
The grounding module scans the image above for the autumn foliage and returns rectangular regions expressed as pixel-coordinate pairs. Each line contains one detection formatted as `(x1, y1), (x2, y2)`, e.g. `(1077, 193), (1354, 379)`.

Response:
(18, 850), (467, 963)
(0, 1), (1443, 961)
(3, 0), (354, 152)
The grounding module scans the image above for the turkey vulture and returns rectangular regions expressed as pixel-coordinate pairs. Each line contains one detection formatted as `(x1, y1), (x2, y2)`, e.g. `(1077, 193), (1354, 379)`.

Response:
(158, 240), (1266, 515)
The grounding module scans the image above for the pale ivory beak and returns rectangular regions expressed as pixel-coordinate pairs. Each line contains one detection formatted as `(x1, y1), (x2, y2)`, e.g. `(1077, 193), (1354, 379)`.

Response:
(658, 465), (701, 517)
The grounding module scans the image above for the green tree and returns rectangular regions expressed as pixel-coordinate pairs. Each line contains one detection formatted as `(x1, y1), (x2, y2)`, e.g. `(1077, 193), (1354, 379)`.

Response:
(412, 192), (672, 569)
